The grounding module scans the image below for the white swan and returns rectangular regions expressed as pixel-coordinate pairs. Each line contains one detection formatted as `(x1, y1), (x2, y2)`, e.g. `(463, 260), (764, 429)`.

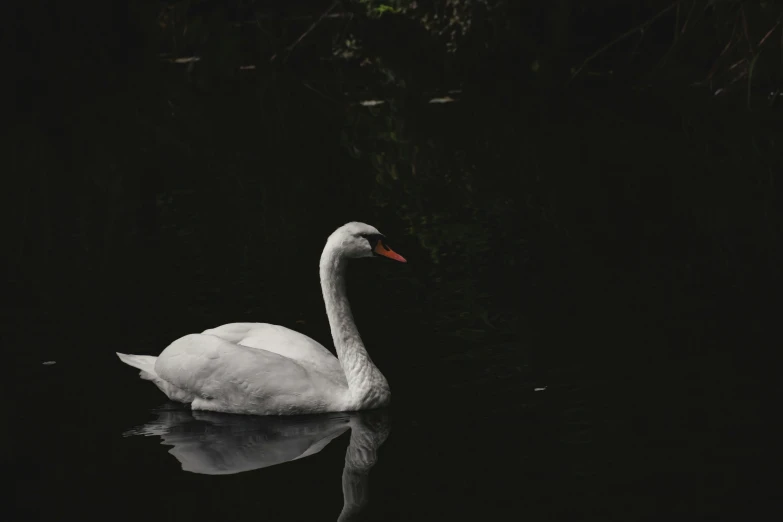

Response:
(117, 222), (406, 416)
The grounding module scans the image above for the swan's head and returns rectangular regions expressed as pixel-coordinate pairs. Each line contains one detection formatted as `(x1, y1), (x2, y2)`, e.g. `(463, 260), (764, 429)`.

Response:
(326, 222), (407, 263)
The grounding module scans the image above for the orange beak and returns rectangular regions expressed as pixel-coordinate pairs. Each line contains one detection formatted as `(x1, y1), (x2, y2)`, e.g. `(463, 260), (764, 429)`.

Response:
(374, 240), (407, 263)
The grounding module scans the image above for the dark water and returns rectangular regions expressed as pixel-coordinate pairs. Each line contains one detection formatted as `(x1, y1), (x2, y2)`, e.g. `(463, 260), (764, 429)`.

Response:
(4, 3), (778, 521)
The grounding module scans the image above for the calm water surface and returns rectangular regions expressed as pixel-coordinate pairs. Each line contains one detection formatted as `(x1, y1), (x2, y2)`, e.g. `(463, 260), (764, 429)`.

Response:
(10, 257), (770, 521)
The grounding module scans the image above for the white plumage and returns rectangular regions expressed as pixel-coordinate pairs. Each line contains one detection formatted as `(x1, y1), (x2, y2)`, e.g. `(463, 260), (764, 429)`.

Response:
(117, 222), (406, 415)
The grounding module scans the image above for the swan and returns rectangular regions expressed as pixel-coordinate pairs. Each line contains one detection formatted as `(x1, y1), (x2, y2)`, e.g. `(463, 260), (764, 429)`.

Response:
(117, 222), (406, 416)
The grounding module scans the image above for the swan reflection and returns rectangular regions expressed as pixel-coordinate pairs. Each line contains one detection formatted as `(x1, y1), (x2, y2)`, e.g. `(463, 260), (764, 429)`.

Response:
(124, 406), (390, 521)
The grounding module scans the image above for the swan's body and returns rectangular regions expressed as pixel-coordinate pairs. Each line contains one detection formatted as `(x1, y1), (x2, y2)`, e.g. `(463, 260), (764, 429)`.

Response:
(117, 222), (406, 416)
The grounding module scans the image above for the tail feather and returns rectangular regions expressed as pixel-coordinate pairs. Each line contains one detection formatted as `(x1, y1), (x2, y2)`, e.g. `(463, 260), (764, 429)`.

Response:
(116, 352), (157, 381)
(116, 352), (195, 404)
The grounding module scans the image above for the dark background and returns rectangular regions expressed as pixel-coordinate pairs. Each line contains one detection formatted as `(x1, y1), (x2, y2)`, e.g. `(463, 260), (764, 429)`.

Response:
(3, 1), (780, 521)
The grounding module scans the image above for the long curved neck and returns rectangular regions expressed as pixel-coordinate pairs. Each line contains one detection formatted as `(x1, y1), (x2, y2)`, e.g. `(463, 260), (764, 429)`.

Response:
(320, 245), (389, 408)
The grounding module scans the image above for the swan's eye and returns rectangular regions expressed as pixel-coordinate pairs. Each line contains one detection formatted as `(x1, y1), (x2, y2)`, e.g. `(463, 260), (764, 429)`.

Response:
(360, 233), (385, 249)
